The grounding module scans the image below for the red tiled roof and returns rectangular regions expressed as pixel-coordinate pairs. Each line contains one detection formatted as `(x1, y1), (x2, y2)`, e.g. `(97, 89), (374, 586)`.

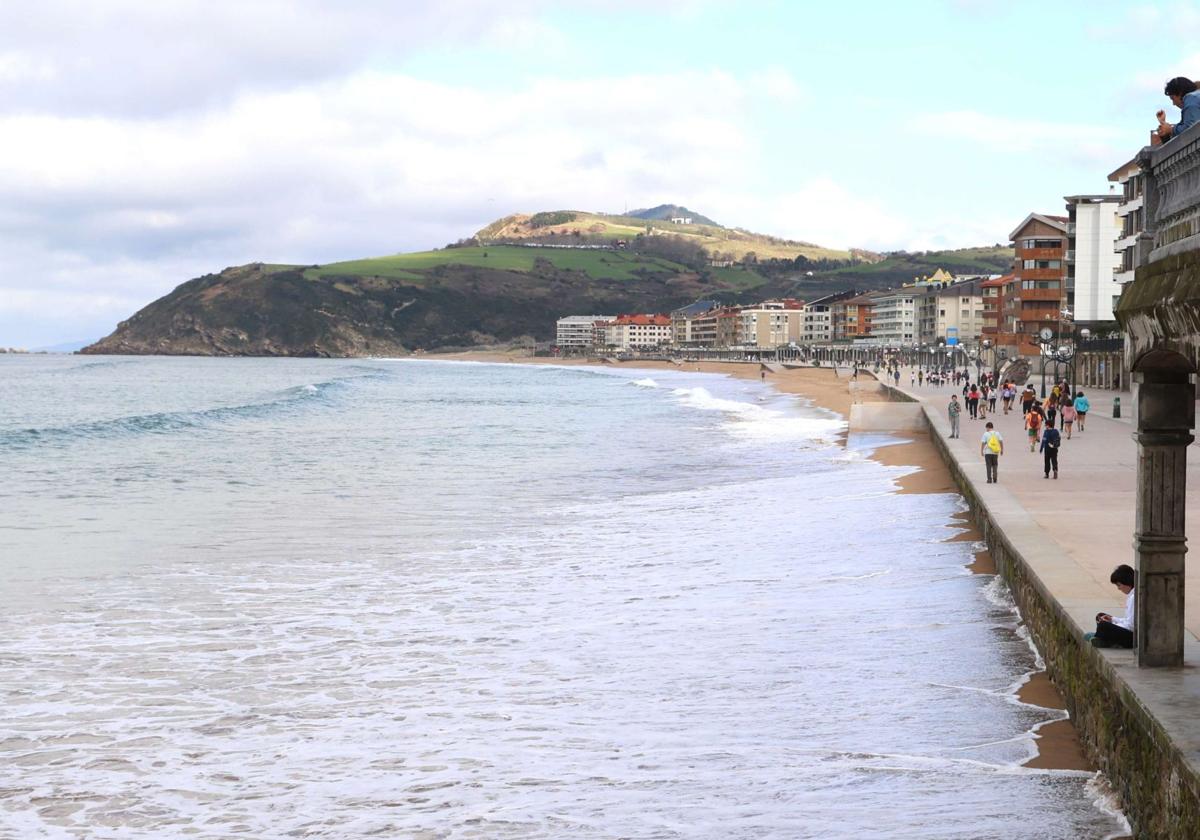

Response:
(613, 313), (671, 326)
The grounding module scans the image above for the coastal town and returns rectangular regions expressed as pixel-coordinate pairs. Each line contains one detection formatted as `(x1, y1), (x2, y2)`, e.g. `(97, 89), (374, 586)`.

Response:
(558, 163), (1145, 398)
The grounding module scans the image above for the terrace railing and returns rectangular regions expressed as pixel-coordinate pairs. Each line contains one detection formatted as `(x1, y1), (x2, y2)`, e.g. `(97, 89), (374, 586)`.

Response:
(1138, 121), (1200, 265)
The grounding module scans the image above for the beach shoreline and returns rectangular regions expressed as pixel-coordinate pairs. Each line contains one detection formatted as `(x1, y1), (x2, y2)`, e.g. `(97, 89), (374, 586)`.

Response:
(435, 349), (1090, 773)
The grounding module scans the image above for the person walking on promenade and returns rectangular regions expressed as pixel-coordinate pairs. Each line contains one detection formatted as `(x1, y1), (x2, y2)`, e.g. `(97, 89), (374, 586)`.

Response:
(1040, 424), (1061, 479)
(978, 384), (989, 419)
(966, 383), (980, 419)
(1002, 381), (1016, 414)
(1088, 564), (1136, 649)
(1025, 403), (1043, 452)
(988, 385), (998, 414)
(1074, 391), (1090, 432)
(918, 370), (924, 387)
(894, 369), (901, 387)
(1060, 400), (1077, 439)
(1020, 384), (1036, 417)
(980, 421), (1004, 483)
(1045, 393), (1058, 430)
(948, 394), (962, 438)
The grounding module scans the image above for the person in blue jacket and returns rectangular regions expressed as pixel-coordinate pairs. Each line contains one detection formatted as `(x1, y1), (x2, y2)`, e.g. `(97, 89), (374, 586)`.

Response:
(1073, 391), (1090, 432)
(1157, 77), (1200, 142)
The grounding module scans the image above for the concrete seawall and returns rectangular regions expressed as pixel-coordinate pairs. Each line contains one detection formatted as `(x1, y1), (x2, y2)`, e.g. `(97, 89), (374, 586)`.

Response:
(880, 382), (1200, 838)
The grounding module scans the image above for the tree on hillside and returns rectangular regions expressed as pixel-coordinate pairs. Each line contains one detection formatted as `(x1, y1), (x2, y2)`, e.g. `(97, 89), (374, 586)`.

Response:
(629, 233), (706, 269)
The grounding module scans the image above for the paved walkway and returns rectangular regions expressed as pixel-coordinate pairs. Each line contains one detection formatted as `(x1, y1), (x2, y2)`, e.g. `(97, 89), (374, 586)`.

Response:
(892, 369), (1200, 641)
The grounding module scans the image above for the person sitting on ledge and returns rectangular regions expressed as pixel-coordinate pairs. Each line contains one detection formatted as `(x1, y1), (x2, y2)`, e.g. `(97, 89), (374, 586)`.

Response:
(1156, 77), (1200, 142)
(1088, 564), (1135, 649)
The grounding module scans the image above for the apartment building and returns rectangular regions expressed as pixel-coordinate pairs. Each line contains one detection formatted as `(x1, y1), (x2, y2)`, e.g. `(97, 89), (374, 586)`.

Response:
(1009, 213), (1069, 352)
(981, 275), (1009, 339)
(556, 315), (617, 351)
(1107, 157), (1144, 293)
(670, 300), (718, 346)
(601, 314), (672, 350)
(739, 299), (804, 349)
(835, 294), (876, 340)
(915, 278), (986, 346)
(715, 307), (743, 347)
(800, 291), (859, 344)
(867, 288), (919, 346)
(1065, 194), (1122, 324)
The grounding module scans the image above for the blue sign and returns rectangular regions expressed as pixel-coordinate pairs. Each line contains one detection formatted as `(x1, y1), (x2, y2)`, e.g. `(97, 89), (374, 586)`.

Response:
(946, 327), (959, 346)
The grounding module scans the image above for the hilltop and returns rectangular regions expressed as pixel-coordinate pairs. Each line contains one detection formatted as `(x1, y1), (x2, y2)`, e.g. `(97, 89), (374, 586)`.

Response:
(83, 210), (1012, 356)
(625, 204), (721, 227)
(474, 209), (854, 263)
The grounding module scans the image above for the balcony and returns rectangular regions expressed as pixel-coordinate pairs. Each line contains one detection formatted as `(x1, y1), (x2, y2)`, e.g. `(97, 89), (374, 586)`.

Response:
(1065, 249), (1075, 262)
(1066, 223), (1076, 235)
(1018, 288), (1065, 302)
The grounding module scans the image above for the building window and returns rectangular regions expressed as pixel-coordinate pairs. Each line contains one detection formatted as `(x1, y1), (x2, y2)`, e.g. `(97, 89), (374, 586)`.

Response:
(1022, 260), (1061, 270)
(1021, 238), (1062, 249)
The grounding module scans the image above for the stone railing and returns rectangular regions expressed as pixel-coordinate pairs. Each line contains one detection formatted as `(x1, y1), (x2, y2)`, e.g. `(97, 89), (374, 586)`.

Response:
(1138, 120), (1200, 265)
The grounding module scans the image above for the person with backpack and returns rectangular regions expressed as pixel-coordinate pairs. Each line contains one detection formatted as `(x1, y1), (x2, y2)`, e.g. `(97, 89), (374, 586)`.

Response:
(1074, 391), (1090, 431)
(1025, 402), (1043, 452)
(1040, 423), (1061, 479)
(980, 421), (1004, 483)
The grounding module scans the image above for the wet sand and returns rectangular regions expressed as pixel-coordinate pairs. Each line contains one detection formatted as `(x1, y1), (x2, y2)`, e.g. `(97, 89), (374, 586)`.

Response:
(439, 351), (1091, 771)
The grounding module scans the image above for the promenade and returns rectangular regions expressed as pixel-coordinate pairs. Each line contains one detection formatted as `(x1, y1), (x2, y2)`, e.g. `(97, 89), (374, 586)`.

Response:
(893, 369), (1200, 639)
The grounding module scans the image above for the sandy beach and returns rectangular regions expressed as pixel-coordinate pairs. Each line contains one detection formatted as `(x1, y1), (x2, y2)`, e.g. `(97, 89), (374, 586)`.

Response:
(438, 350), (1091, 772)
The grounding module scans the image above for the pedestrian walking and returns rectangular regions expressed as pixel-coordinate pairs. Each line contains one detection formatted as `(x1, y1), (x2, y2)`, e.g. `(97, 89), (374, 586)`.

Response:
(980, 421), (1004, 483)
(988, 386), (998, 414)
(1002, 381), (1016, 414)
(966, 383), (981, 419)
(1061, 401), (1077, 439)
(1074, 391), (1090, 431)
(1040, 424), (1061, 479)
(1020, 385), (1036, 417)
(1025, 403), (1043, 452)
(948, 394), (962, 438)
(978, 385), (989, 419)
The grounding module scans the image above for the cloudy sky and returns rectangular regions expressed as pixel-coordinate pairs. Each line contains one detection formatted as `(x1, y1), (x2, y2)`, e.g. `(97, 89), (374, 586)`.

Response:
(0, 0), (1194, 347)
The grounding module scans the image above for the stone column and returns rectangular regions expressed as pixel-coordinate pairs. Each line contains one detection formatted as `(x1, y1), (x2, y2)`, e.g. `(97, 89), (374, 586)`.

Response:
(1132, 369), (1195, 667)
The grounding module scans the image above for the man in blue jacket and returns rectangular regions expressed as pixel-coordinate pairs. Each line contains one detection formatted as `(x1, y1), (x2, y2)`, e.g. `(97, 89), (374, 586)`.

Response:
(1157, 77), (1200, 142)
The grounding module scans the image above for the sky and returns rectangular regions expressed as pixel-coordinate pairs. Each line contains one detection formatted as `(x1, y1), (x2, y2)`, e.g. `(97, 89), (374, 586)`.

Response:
(0, 0), (1197, 348)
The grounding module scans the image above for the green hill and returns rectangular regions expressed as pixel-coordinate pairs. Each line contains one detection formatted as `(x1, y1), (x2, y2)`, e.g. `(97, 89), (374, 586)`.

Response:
(625, 204), (722, 227)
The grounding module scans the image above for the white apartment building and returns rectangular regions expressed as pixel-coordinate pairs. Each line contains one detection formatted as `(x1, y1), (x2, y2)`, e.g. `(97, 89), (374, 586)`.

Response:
(601, 314), (672, 350)
(868, 289), (918, 346)
(1065, 193), (1122, 323)
(557, 315), (615, 351)
(1107, 158), (1144, 292)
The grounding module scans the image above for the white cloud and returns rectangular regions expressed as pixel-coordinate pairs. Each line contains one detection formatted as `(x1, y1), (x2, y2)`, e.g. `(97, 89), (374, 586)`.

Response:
(0, 66), (773, 345)
(905, 110), (1124, 166)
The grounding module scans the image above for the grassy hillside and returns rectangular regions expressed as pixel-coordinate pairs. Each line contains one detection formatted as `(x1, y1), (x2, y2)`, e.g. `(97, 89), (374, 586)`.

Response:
(804, 246), (1013, 289)
(307, 245), (687, 282)
(476, 211), (852, 262)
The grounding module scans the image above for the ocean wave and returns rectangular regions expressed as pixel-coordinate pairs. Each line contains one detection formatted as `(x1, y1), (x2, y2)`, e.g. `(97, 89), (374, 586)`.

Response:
(630, 378), (660, 388)
(0, 377), (358, 449)
(666, 386), (845, 443)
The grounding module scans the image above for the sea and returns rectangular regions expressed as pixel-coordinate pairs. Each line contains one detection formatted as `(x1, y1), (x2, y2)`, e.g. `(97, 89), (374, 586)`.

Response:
(0, 355), (1129, 839)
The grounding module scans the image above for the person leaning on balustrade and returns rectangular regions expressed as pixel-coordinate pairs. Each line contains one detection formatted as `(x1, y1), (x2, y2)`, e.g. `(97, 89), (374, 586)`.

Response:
(1156, 77), (1200, 142)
